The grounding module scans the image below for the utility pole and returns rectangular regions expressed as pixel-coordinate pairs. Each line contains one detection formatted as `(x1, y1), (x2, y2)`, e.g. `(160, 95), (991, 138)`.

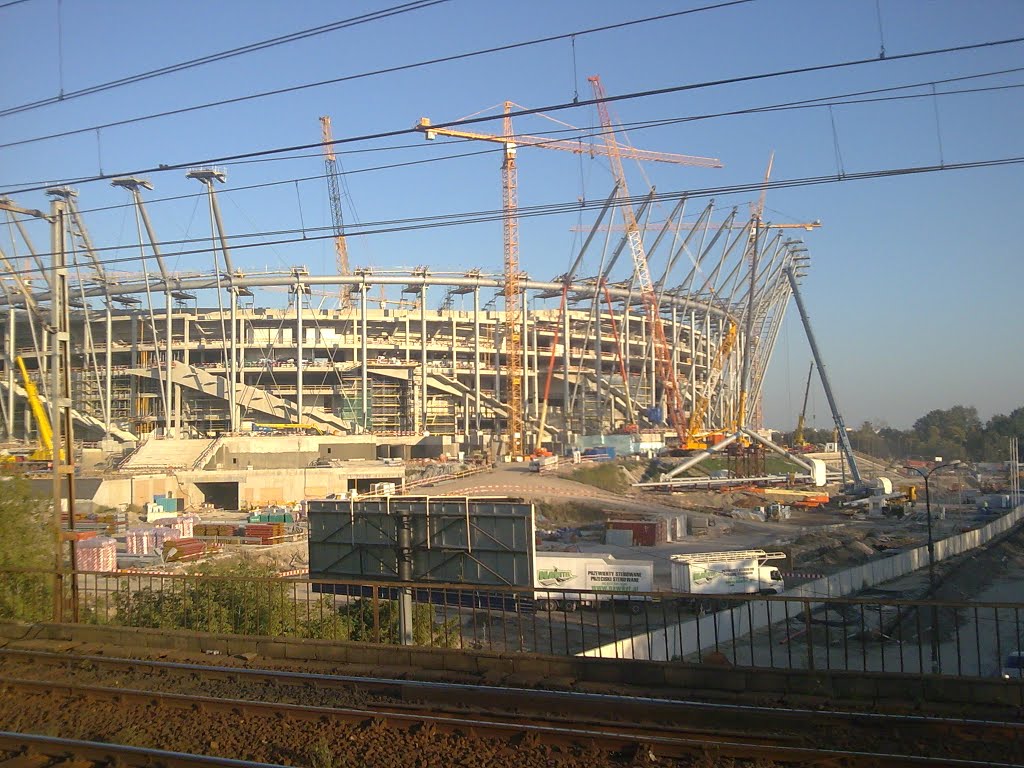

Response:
(48, 197), (78, 621)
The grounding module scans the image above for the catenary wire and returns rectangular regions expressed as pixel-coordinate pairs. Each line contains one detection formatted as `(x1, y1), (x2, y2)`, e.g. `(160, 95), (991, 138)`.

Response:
(2, 34), (1022, 196)
(0, 0), (450, 118)
(15, 69), (1024, 219)
(10, 154), (1024, 279)
(0, 1), (756, 150)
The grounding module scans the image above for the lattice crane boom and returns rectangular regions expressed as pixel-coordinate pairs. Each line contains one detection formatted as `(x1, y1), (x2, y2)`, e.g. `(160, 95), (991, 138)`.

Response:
(320, 116), (352, 310)
(415, 97), (720, 453)
(587, 75), (689, 442)
(416, 119), (721, 168)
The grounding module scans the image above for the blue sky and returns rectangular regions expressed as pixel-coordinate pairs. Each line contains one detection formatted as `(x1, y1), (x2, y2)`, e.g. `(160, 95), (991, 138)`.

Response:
(1, 0), (1022, 430)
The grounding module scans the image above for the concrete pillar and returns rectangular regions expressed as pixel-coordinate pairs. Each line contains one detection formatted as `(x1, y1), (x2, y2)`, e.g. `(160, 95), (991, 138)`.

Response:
(530, 317), (539, 420)
(182, 314), (190, 368)
(562, 306), (570, 436)
(473, 288), (481, 433)
(689, 310), (697, 412)
(522, 298), (530, 445)
(671, 304), (679, 417)
(420, 288), (427, 433)
(165, 291), (174, 437)
(594, 303), (603, 431)
(295, 288), (303, 424)
(104, 303), (112, 440)
(360, 286), (369, 430)
(5, 307), (14, 439)
(228, 293), (238, 431)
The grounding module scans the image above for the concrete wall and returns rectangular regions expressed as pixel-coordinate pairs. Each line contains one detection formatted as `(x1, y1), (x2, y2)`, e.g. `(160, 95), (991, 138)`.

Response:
(583, 504), (1024, 661)
(215, 435), (377, 470)
(91, 464), (404, 509)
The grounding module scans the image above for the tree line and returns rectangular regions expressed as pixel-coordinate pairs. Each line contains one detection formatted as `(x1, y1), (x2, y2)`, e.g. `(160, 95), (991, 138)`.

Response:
(782, 405), (1024, 463)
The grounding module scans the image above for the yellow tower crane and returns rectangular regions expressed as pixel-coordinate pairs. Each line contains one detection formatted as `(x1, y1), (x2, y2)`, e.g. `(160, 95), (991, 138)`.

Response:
(319, 116), (352, 310)
(415, 101), (720, 455)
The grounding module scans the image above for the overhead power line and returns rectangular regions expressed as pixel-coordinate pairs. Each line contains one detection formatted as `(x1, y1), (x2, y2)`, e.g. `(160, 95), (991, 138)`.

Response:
(0, 0), (450, 118)
(9, 154), (1024, 278)
(2, 34), (1022, 197)
(0, 1), (756, 149)
(24, 69), (1024, 221)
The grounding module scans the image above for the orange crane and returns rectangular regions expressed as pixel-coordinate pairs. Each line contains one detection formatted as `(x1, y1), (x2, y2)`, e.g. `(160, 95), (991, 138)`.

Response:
(415, 102), (720, 455)
(587, 75), (705, 445)
(320, 116), (352, 310)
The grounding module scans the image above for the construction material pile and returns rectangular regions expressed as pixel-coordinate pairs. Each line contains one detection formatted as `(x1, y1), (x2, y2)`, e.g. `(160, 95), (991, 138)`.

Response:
(162, 538), (221, 562)
(125, 527), (155, 555)
(78, 536), (117, 572)
(243, 523), (287, 544)
(194, 523), (237, 537)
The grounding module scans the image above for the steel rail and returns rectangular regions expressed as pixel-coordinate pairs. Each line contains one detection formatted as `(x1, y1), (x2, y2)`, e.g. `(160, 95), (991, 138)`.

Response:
(0, 675), (1013, 768)
(0, 649), (1021, 759)
(0, 730), (290, 767)
(0, 675), (793, 759)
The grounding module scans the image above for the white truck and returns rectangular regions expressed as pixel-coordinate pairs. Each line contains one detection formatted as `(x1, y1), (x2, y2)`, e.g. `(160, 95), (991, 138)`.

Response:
(533, 552), (654, 614)
(670, 549), (786, 613)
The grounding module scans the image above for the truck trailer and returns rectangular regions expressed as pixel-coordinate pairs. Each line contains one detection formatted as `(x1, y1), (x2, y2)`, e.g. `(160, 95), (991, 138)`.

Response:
(534, 552), (654, 614)
(670, 549), (786, 612)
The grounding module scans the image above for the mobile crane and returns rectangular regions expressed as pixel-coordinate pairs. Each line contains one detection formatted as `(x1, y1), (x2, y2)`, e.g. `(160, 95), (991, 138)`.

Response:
(7, 356), (58, 469)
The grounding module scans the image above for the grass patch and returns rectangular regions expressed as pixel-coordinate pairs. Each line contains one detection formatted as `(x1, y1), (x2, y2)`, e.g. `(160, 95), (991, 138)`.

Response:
(568, 462), (629, 494)
(535, 501), (606, 526)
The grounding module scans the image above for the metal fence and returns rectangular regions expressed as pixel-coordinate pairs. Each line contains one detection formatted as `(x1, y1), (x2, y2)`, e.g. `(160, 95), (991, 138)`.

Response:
(1, 569), (1021, 679)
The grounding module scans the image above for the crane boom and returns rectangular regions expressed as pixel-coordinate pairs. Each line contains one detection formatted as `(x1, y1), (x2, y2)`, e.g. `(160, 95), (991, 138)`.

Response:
(784, 265), (862, 486)
(16, 356), (53, 457)
(415, 118), (721, 168)
(587, 75), (688, 442)
(794, 360), (814, 448)
(320, 116), (352, 310)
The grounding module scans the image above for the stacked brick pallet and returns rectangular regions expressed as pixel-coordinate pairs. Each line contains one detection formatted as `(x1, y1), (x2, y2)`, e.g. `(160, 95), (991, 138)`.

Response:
(78, 537), (117, 572)
(162, 538), (206, 562)
(125, 528), (155, 555)
(242, 523), (286, 544)
(194, 523), (237, 537)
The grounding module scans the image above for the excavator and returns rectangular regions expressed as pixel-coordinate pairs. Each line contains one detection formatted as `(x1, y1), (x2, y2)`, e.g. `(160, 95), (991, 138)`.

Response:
(1, 357), (58, 471)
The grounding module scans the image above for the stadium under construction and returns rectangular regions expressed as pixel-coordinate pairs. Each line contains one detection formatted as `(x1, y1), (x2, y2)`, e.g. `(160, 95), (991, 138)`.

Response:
(0, 175), (816, 462)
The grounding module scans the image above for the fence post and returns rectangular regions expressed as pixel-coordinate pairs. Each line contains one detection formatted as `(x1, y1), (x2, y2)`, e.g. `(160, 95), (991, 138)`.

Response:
(53, 571), (63, 623)
(372, 586), (381, 644)
(803, 599), (814, 671)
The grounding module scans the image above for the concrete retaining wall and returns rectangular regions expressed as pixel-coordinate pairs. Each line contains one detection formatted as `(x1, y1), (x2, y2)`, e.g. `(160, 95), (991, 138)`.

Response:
(583, 504), (1024, 661)
(1, 620), (1020, 709)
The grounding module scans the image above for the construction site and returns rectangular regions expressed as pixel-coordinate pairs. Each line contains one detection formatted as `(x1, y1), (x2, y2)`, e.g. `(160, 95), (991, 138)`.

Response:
(0, 100), (823, 476)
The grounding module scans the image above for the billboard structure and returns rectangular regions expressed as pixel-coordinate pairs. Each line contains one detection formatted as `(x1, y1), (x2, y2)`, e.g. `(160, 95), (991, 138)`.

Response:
(308, 496), (535, 588)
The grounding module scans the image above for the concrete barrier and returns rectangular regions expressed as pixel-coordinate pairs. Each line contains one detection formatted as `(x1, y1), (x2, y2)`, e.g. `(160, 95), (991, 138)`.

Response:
(582, 504), (1024, 662)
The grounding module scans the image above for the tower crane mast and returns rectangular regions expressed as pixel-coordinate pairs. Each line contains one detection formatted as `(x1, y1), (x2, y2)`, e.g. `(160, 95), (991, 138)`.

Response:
(320, 116), (352, 310)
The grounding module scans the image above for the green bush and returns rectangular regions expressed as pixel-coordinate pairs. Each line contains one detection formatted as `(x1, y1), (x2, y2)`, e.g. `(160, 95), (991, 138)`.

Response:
(0, 476), (53, 621)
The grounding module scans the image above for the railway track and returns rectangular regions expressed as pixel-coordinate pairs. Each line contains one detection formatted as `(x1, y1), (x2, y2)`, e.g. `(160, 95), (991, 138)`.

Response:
(0, 647), (1020, 766)
(0, 731), (290, 767)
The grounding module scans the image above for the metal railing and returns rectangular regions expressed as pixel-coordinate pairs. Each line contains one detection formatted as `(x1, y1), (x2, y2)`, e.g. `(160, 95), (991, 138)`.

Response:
(1, 568), (1022, 679)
